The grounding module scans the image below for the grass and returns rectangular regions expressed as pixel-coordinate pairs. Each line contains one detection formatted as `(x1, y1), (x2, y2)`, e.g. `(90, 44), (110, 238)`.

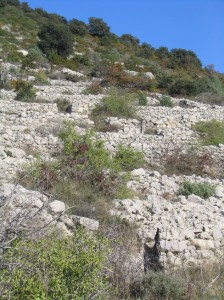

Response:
(177, 181), (215, 199)
(193, 119), (224, 146)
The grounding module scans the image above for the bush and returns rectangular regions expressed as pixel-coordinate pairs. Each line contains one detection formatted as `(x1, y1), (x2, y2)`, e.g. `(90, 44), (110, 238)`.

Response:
(169, 78), (198, 96)
(115, 144), (145, 171)
(12, 79), (36, 101)
(0, 229), (110, 300)
(160, 95), (174, 107)
(194, 92), (224, 106)
(131, 272), (187, 300)
(178, 181), (215, 199)
(54, 98), (72, 113)
(82, 81), (104, 95)
(193, 119), (224, 146)
(35, 69), (49, 84)
(92, 88), (136, 119)
(38, 21), (74, 58)
(69, 18), (88, 36)
(106, 64), (153, 91)
(138, 92), (148, 106)
(90, 59), (111, 78)
(163, 147), (214, 177)
(22, 46), (47, 68)
(88, 17), (110, 37)
(18, 122), (136, 199)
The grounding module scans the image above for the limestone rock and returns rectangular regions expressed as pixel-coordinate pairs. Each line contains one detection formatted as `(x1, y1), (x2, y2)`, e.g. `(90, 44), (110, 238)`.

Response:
(5, 148), (26, 158)
(72, 215), (99, 231)
(49, 200), (66, 214)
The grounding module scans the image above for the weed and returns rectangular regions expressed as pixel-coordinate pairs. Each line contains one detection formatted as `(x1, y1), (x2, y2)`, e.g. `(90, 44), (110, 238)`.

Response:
(177, 181), (215, 199)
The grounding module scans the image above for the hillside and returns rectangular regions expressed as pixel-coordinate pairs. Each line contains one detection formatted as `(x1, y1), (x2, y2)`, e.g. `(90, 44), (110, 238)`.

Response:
(0, 1), (224, 299)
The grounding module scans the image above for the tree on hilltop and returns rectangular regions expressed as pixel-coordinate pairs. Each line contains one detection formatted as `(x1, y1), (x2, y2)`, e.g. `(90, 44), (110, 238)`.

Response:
(69, 18), (88, 36)
(88, 17), (110, 37)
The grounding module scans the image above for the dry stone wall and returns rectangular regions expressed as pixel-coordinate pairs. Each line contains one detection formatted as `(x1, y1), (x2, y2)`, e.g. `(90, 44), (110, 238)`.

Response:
(0, 75), (224, 268)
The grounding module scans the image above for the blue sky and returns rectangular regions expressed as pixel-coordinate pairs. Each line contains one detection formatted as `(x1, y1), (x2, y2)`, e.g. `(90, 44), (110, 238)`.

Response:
(26, 0), (224, 73)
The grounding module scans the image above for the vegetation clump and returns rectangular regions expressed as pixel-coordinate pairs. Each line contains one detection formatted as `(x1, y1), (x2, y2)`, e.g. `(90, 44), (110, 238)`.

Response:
(54, 98), (71, 113)
(138, 92), (148, 106)
(92, 88), (136, 119)
(160, 95), (174, 107)
(35, 69), (49, 84)
(178, 181), (215, 199)
(131, 271), (187, 300)
(0, 229), (110, 300)
(82, 81), (104, 95)
(164, 147), (215, 177)
(12, 79), (36, 102)
(193, 119), (224, 146)
(115, 144), (145, 171)
(18, 122), (143, 201)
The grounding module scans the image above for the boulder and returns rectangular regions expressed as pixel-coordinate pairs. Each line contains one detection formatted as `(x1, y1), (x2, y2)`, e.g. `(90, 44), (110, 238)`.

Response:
(72, 215), (99, 231)
(49, 200), (66, 214)
(4, 148), (26, 158)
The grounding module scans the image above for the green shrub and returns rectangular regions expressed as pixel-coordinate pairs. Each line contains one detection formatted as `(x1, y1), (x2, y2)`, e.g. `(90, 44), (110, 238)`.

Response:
(7, 50), (24, 63)
(139, 272), (187, 300)
(193, 119), (224, 146)
(18, 123), (137, 199)
(138, 92), (148, 106)
(115, 144), (145, 171)
(54, 98), (71, 112)
(0, 229), (110, 300)
(22, 46), (47, 68)
(35, 69), (49, 84)
(88, 17), (110, 37)
(38, 21), (74, 58)
(12, 79), (36, 101)
(69, 18), (88, 36)
(92, 88), (136, 119)
(178, 181), (215, 199)
(160, 95), (174, 107)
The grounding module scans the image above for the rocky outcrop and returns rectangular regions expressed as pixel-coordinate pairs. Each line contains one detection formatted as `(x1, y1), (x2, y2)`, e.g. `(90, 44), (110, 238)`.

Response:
(111, 169), (224, 267)
(0, 74), (224, 268)
(0, 184), (99, 257)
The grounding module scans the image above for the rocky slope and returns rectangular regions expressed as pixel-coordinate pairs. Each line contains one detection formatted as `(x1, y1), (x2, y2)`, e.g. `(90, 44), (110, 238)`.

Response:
(0, 65), (224, 269)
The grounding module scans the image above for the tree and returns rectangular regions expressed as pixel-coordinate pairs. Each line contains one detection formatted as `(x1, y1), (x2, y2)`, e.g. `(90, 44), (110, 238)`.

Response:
(0, 0), (7, 7)
(48, 13), (68, 24)
(38, 21), (74, 58)
(169, 48), (202, 70)
(69, 18), (88, 36)
(88, 17), (110, 37)
(156, 46), (169, 59)
(20, 1), (32, 12)
(136, 42), (154, 59)
(7, 0), (19, 5)
(120, 34), (140, 46)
